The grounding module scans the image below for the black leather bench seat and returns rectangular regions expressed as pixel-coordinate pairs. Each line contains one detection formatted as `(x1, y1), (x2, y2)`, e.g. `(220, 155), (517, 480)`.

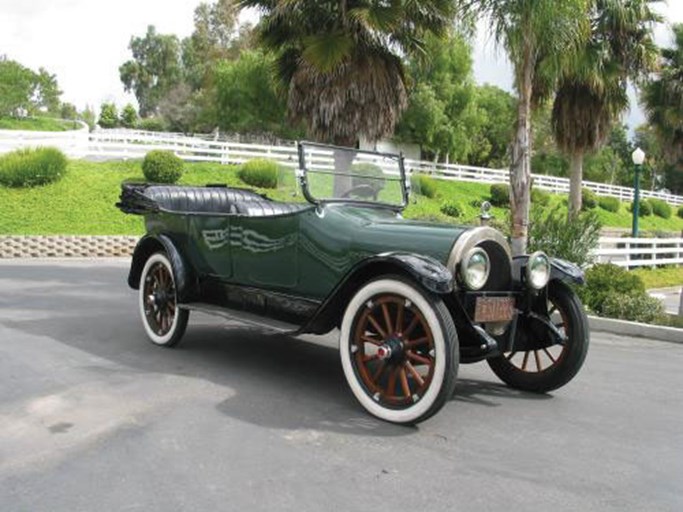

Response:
(143, 185), (311, 217)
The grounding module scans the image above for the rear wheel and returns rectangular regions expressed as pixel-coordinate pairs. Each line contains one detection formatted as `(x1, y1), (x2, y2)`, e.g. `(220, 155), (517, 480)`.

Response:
(487, 281), (589, 393)
(339, 277), (458, 425)
(139, 252), (189, 347)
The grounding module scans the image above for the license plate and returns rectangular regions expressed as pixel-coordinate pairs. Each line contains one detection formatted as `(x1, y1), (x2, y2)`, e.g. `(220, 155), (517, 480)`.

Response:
(474, 297), (515, 323)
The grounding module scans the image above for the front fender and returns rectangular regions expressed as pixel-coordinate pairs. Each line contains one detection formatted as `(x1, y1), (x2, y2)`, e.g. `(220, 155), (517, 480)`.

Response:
(512, 255), (585, 286)
(298, 252), (453, 335)
(128, 234), (195, 301)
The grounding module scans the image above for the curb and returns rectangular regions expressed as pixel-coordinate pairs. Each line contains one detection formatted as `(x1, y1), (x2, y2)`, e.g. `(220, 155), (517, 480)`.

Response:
(589, 315), (682, 344)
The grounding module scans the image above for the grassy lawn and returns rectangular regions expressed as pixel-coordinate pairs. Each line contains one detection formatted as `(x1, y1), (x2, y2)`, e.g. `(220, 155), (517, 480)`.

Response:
(0, 116), (81, 132)
(1, 158), (683, 236)
(633, 266), (683, 289)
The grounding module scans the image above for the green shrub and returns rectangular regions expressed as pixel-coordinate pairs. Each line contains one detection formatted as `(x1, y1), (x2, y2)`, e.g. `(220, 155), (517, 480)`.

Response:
(648, 198), (672, 219)
(351, 163), (385, 196)
(531, 187), (551, 206)
(410, 174), (438, 198)
(142, 150), (183, 184)
(528, 205), (602, 268)
(489, 183), (510, 207)
(628, 199), (653, 217)
(0, 147), (67, 188)
(137, 117), (168, 132)
(581, 188), (597, 210)
(440, 200), (464, 218)
(579, 263), (646, 315)
(602, 292), (665, 324)
(238, 159), (279, 189)
(598, 196), (620, 213)
(678, 205), (683, 219)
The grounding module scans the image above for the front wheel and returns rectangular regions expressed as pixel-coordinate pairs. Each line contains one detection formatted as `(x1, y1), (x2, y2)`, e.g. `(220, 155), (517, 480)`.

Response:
(487, 280), (589, 393)
(339, 277), (459, 425)
(138, 252), (189, 347)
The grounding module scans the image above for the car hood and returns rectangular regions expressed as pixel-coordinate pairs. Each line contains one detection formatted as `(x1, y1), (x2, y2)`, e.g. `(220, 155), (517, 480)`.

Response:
(330, 205), (470, 265)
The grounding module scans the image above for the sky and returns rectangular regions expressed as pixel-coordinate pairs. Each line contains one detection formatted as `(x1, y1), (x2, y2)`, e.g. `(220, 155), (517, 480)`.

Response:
(1, 0), (682, 132)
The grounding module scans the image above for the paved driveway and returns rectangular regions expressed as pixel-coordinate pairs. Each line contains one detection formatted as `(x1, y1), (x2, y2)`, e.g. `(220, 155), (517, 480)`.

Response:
(1, 260), (682, 512)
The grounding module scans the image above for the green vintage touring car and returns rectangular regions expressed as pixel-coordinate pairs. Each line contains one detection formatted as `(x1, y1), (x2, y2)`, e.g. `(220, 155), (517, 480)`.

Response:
(118, 142), (589, 424)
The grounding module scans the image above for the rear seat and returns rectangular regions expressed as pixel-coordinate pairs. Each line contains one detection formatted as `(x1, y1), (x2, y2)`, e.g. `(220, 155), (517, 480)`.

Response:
(233, 200), (311, 217)
(144, 186), (262, 213)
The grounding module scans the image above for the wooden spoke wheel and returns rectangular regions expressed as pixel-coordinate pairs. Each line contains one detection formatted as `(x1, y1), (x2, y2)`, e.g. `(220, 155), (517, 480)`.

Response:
(138, 252), (189, 347)
(487, 281), (589, 393)
(340, 277), (458, 425)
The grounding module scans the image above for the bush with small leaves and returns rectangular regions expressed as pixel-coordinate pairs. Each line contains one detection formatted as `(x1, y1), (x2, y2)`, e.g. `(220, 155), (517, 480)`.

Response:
(581, 188), (597, 210)
(628, 200), (653, 217)
(602, 292), (665, 324)
(142, 150), (183, 184)
(137, 117), (168, 132)
(410, 174), (438, 198)
(238, 159), (279, 189)
(489, 183), (510, 207)
(440, 200), (464, 218)
(648, 198), (672, 219)
(598, 196), (620, 213)
(678, 205), (683, 219)
(0, 147), (67, 188)
(578, 263), (646, 315)
(531, 188), (551, 206)
(528, 205), (602, 268)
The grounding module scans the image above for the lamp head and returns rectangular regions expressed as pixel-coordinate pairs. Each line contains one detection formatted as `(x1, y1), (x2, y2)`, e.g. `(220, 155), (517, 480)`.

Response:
(632, 147), (645, 166)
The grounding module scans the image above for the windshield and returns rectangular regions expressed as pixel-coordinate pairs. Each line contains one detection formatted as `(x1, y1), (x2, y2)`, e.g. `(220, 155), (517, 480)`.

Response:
(297, 142), (408, 209)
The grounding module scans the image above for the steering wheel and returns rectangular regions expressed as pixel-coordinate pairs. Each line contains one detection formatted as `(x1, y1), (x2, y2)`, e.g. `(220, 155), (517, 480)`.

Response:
(340, 184), (378, 199)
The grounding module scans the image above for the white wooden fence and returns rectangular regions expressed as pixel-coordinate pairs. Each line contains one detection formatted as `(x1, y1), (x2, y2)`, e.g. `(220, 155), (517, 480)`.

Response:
(1, 127), (683, 207)
(594, 237), (683, 268)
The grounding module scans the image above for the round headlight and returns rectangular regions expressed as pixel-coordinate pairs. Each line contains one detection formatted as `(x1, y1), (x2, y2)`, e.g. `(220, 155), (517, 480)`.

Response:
(527, 251), (551, 289)
(460, 247), (490, 290)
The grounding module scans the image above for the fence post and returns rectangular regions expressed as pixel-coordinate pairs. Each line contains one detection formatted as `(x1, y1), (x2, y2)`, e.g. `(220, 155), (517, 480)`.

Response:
(651, 240), (656, 268)
(625, 240), (631, 268)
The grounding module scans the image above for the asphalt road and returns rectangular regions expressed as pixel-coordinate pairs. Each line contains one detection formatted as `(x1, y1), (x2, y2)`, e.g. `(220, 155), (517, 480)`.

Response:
(1, 260), (682, 512)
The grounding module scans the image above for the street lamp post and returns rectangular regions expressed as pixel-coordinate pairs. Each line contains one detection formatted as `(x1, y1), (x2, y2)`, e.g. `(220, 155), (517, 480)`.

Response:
(631, 147), (645, 238)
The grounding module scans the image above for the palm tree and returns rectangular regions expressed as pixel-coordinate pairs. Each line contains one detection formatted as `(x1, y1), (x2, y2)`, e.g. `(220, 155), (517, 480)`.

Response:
(642, 24), (683, 174)
(552, 0), (659, 219)
(239, 0), (453, 147)
(455, 0), (589, 255)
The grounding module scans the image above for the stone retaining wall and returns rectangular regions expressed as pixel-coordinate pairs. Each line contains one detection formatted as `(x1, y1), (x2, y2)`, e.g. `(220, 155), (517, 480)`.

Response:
(0, 236), (138, 258)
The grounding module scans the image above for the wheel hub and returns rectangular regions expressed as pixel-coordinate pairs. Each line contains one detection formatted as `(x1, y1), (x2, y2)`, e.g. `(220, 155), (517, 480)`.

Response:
(377, 337), (404, 363)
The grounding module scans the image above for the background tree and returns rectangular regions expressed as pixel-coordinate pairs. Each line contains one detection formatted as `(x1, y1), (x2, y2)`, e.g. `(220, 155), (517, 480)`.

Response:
(79, 105), (97, 131)
(468, 85), (515, 168)
(60, 102), (78, 121)
(121, 104), (138, 128)
(642, 23), (683, 194)
(98, 103), (119, 129)
(35, 68), (62, 114)
(241, 0), (454, 147)
(0, 58), (37, 117)
(119, 26), (183, 117)
(455, 0), (589, 255)
(552, 0), (659, 218)
(212, 49), (295, 137)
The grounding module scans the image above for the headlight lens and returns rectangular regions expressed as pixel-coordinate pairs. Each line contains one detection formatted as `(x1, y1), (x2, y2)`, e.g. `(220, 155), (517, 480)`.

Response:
(527, 251), (551, 289)
(460, 247), (490, 290)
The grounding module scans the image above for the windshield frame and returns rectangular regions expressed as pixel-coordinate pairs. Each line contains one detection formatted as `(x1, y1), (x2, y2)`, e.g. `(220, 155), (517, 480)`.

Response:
(297, 141), (409, 211)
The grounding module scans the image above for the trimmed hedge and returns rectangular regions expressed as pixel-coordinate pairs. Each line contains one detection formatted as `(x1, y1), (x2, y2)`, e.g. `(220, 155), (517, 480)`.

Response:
(648, 198), (672, 219)
(598, 196), (620, 213)
(238, 159), (279, 189)
(440, 200), (464, 218)
(0, 147), (68, 188)
(411, 174), (438, 198)
(142, 150), (183, 184)
(489, 183), (510, 207)
(628, 199), (653, 217)
(581, 188), (597, 210)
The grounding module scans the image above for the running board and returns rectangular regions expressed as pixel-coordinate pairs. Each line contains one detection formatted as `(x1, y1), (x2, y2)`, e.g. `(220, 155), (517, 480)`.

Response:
(179, 302), (301, 334)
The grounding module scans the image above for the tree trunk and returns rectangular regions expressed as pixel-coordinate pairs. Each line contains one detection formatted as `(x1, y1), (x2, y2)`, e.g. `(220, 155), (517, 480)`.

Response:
(568, 150), (584, 220)
(509, 41), (534, 256)
(332, 137), (356, 197)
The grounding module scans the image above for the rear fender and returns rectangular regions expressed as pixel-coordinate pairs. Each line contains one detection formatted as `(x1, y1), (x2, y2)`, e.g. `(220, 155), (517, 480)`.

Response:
(128, 234), (195, 302)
